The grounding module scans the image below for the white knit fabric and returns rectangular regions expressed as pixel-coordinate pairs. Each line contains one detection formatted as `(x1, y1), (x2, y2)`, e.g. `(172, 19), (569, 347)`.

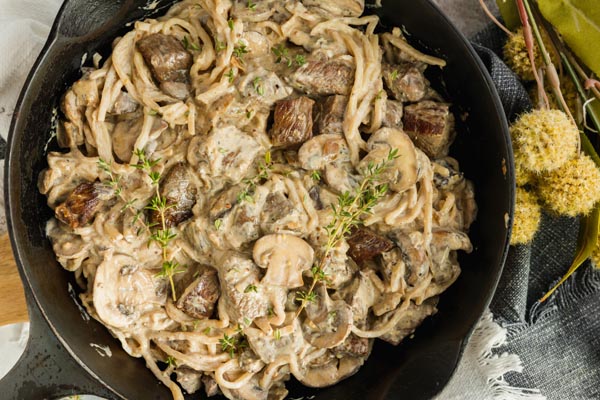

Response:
(0, 1), (543, 399)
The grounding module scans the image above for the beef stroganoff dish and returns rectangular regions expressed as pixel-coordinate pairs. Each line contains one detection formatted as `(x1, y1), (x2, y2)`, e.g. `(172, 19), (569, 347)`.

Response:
(38, 0), (477, 399)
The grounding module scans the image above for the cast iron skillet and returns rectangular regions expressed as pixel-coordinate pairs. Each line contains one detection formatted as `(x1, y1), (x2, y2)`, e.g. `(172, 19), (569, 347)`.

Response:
(1, 0), (514, 398)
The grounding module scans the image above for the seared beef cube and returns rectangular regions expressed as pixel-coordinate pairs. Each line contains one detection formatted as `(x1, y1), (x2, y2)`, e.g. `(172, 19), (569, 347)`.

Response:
(175, 367), (203, 394)
(382, 100), (403, 129)
(209, 186), (239, 222)
(403, 101), (455, 159)
(270, 96), (315, 148)
(137, 33), (192, 83)
(177, 266), (220, 319)
(346, 227), (393, 263)
(333, 334), (372, 358)
(380, 298), (438, 345)
(314, 95), (347, 135)
(261, 192), (294, 224)
(202, 374), (220, 397)
(382, 63), (427, 102)
(55, 181), (112, 228)
(289, 58), (355, 96)
(151, 164), (197, 227)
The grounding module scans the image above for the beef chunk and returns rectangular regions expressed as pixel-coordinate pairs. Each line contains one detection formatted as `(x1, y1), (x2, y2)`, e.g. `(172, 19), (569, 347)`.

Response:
(270, 96), (315, 148)
(314, 95), (347, 135)
(403, 101), (455, 159)
(261, 192), (294, 224)
(137, 33), (192, 83)
(382, 100), (403, 129)
(55, 181), (112, 228)
(151, 164), (197, 227)
(209, 186), (239, 222)
(379, 298), (438, 345)
(177, 266), (220, 319)
(202, 374), (220, 397)
(175, 367), (203, 394)
(346, 227), (394, 263)
(289, 58), (355, 96)
(382, 63), (427, 102)
(333, 334), (372, 358)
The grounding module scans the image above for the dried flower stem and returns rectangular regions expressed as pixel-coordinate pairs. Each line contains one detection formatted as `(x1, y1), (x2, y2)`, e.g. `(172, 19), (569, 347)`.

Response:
(560, 53), (600, 136)
(478, 0), (513, 36)
(521, 0), (574, 123)
(515, 0), (549, 109)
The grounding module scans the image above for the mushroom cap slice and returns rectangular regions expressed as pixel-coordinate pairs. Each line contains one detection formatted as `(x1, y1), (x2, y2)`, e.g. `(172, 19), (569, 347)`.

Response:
(252, 234), (315, 288)
(297, 355), (364, 388)
(358, 127), (418, 193)
(303, 300), (353, 349)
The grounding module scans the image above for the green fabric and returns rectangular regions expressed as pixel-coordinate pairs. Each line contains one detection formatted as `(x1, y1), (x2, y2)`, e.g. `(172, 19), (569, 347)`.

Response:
(538, 0), (600, 76)
(496, 0), (521, 30)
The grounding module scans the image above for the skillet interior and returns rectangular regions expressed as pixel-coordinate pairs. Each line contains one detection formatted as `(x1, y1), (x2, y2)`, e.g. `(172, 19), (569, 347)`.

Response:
(5, 0), (513, 398)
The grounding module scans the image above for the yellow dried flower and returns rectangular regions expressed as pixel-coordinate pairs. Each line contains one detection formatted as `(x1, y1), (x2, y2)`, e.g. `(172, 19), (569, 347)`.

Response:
(514, 151), (536, 186)
(510, 109), (578, 173)
(511, 187), (541, 245)
(537, 154), (600, 217)
(504, 28), (557, 82)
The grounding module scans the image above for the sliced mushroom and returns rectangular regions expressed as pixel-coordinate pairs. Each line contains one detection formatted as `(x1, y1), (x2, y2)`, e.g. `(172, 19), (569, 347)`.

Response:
(298, 133), (351, 171)
(297, 356), (364, 388)
(358, 127), (418, 193)
(304, 283), (329, 323)
(253, 234), (314, 288)
(389, 232), (430, 286)
(332, 333), (373, 359)
(111, 118), (142, 163)
(245, 319), (304, 364)
(221, 376), (269, 400)
(93, 255), (167, 329)
(304, 300), (353, 349)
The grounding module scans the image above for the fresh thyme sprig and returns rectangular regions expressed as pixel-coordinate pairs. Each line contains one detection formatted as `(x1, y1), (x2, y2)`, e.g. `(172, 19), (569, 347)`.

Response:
(156, 261), (186, 302)
(295, 149), (399, 318)
(233, 42), (249, 60)
(271, 45), (306, 68)
(182, 36), (200, 51)
(165, 355), (177, 367)
(237, 151), (272, 203)
(219, 331), (247, 358)
(132, 148), (185, 301)
(252, 77), (264, 96)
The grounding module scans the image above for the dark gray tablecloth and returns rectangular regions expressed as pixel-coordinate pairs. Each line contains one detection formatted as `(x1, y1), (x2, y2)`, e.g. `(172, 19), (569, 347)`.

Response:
(474, 26), (600, 400)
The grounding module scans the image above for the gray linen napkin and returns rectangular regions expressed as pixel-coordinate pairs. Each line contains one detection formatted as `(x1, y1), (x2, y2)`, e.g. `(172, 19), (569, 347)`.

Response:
(473, 26), (600, 400)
